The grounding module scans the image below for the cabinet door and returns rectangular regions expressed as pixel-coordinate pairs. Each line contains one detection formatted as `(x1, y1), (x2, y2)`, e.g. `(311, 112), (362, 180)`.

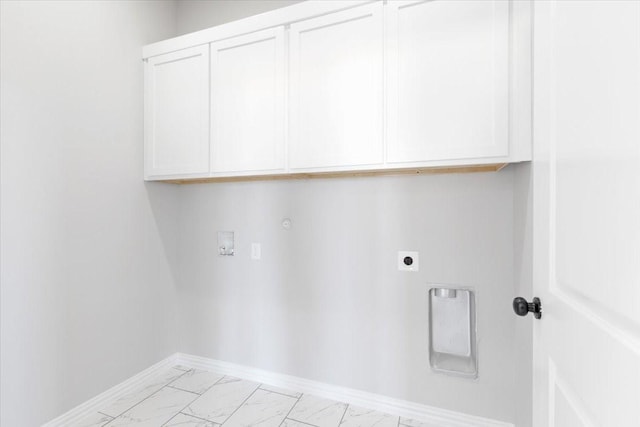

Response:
(387, 0), (509, 163)
(211, 28), (285, 174)
(144, 46), (210, 178)
(289, 2), (384, 170)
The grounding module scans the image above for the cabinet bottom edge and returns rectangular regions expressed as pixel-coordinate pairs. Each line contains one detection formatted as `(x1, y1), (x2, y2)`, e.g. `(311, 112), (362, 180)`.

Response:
(155, 163), (510, 184)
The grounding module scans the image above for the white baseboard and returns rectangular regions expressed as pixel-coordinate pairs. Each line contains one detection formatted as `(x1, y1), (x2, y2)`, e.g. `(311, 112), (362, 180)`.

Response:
(176, 353), (514, 427)
(43, 352), (513, 427)
(42, 354), (179, 427)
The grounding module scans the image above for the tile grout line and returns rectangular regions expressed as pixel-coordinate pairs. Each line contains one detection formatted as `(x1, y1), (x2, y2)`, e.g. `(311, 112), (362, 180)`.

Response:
(97, 411), (113, 419)
(178, 411), (222, 425)
(208, 374), (232, 390)
(166, 384), (201, 395)
(289, 402), (349, 427)
(102, 368), (190, 425)
(282, 418), (319, 427)
(160, 409), (183, 426)
(337, 402), (349, 427)
(287, 397), (348, 427)
(160, 388), (203, 427)
(99, 413), (113, 427)
(160, 368), (227, 426)
(166, 373), (237, 425)
(168, 368), (230, 395)
(258, 385), (303, 399)
(186, 372), (234, 398)
(235, 390), (298, 427)
(277, 390), (303, 427)
(218, 385), (261, 426)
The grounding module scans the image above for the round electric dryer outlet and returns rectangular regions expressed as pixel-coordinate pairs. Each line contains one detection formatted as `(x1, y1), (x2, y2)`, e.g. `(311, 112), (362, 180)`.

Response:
(398, 251), (419, 272)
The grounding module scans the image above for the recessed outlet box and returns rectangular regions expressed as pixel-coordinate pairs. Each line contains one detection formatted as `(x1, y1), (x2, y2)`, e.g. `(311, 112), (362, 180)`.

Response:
(398, 251), (419, 272)
(218, 231), (235, 256)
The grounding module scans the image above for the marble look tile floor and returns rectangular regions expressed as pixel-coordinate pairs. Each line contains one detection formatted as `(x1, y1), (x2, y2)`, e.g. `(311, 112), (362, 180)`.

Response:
(73, 366), (438, 427)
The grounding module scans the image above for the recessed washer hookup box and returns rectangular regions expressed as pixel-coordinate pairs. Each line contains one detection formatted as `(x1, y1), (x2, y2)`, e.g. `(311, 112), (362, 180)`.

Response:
(428, 286), (477, 378)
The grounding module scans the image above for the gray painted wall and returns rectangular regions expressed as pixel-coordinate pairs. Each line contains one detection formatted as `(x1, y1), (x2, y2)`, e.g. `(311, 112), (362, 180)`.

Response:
(175, 172), (523, 423)
(0, 1), (180, 425)
(176, 0), (303, 35)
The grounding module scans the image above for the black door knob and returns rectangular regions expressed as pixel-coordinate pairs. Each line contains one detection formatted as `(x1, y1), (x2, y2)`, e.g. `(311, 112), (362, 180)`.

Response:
(513, 297), (542, 319)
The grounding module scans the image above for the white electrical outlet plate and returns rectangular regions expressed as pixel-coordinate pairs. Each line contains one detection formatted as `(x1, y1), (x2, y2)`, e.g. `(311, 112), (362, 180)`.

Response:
(251, 243), (261, 260)
(398, 251), (419, 272)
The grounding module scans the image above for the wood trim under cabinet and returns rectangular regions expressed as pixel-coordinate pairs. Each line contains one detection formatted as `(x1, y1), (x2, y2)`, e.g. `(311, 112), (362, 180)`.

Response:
(159, 163), (508, 184)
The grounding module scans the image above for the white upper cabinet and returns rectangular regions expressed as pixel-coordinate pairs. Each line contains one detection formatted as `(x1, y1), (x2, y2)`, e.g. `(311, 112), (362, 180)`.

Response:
(386, 0), (510, 163)
(142, 0), (531, 182)
(210, 27), (286, 174)
(288, 2), (384, 170)
(144, 45), (210, 179)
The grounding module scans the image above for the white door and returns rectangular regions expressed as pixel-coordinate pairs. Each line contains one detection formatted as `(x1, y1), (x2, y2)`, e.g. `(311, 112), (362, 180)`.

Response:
(144, 45), (210, 179)
(210, 27), (286, 174)
(288, 2), (384, 170)
(386, 0), (509, 164)
(532, 1), (640, 426)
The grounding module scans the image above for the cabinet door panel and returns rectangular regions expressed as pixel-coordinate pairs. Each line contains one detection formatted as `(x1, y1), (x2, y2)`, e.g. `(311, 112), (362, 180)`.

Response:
(289, 3), (384, 170)
(145, 46), (209, 178)
(211, 28), (285, 173)
(387, 0), (509, 163)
